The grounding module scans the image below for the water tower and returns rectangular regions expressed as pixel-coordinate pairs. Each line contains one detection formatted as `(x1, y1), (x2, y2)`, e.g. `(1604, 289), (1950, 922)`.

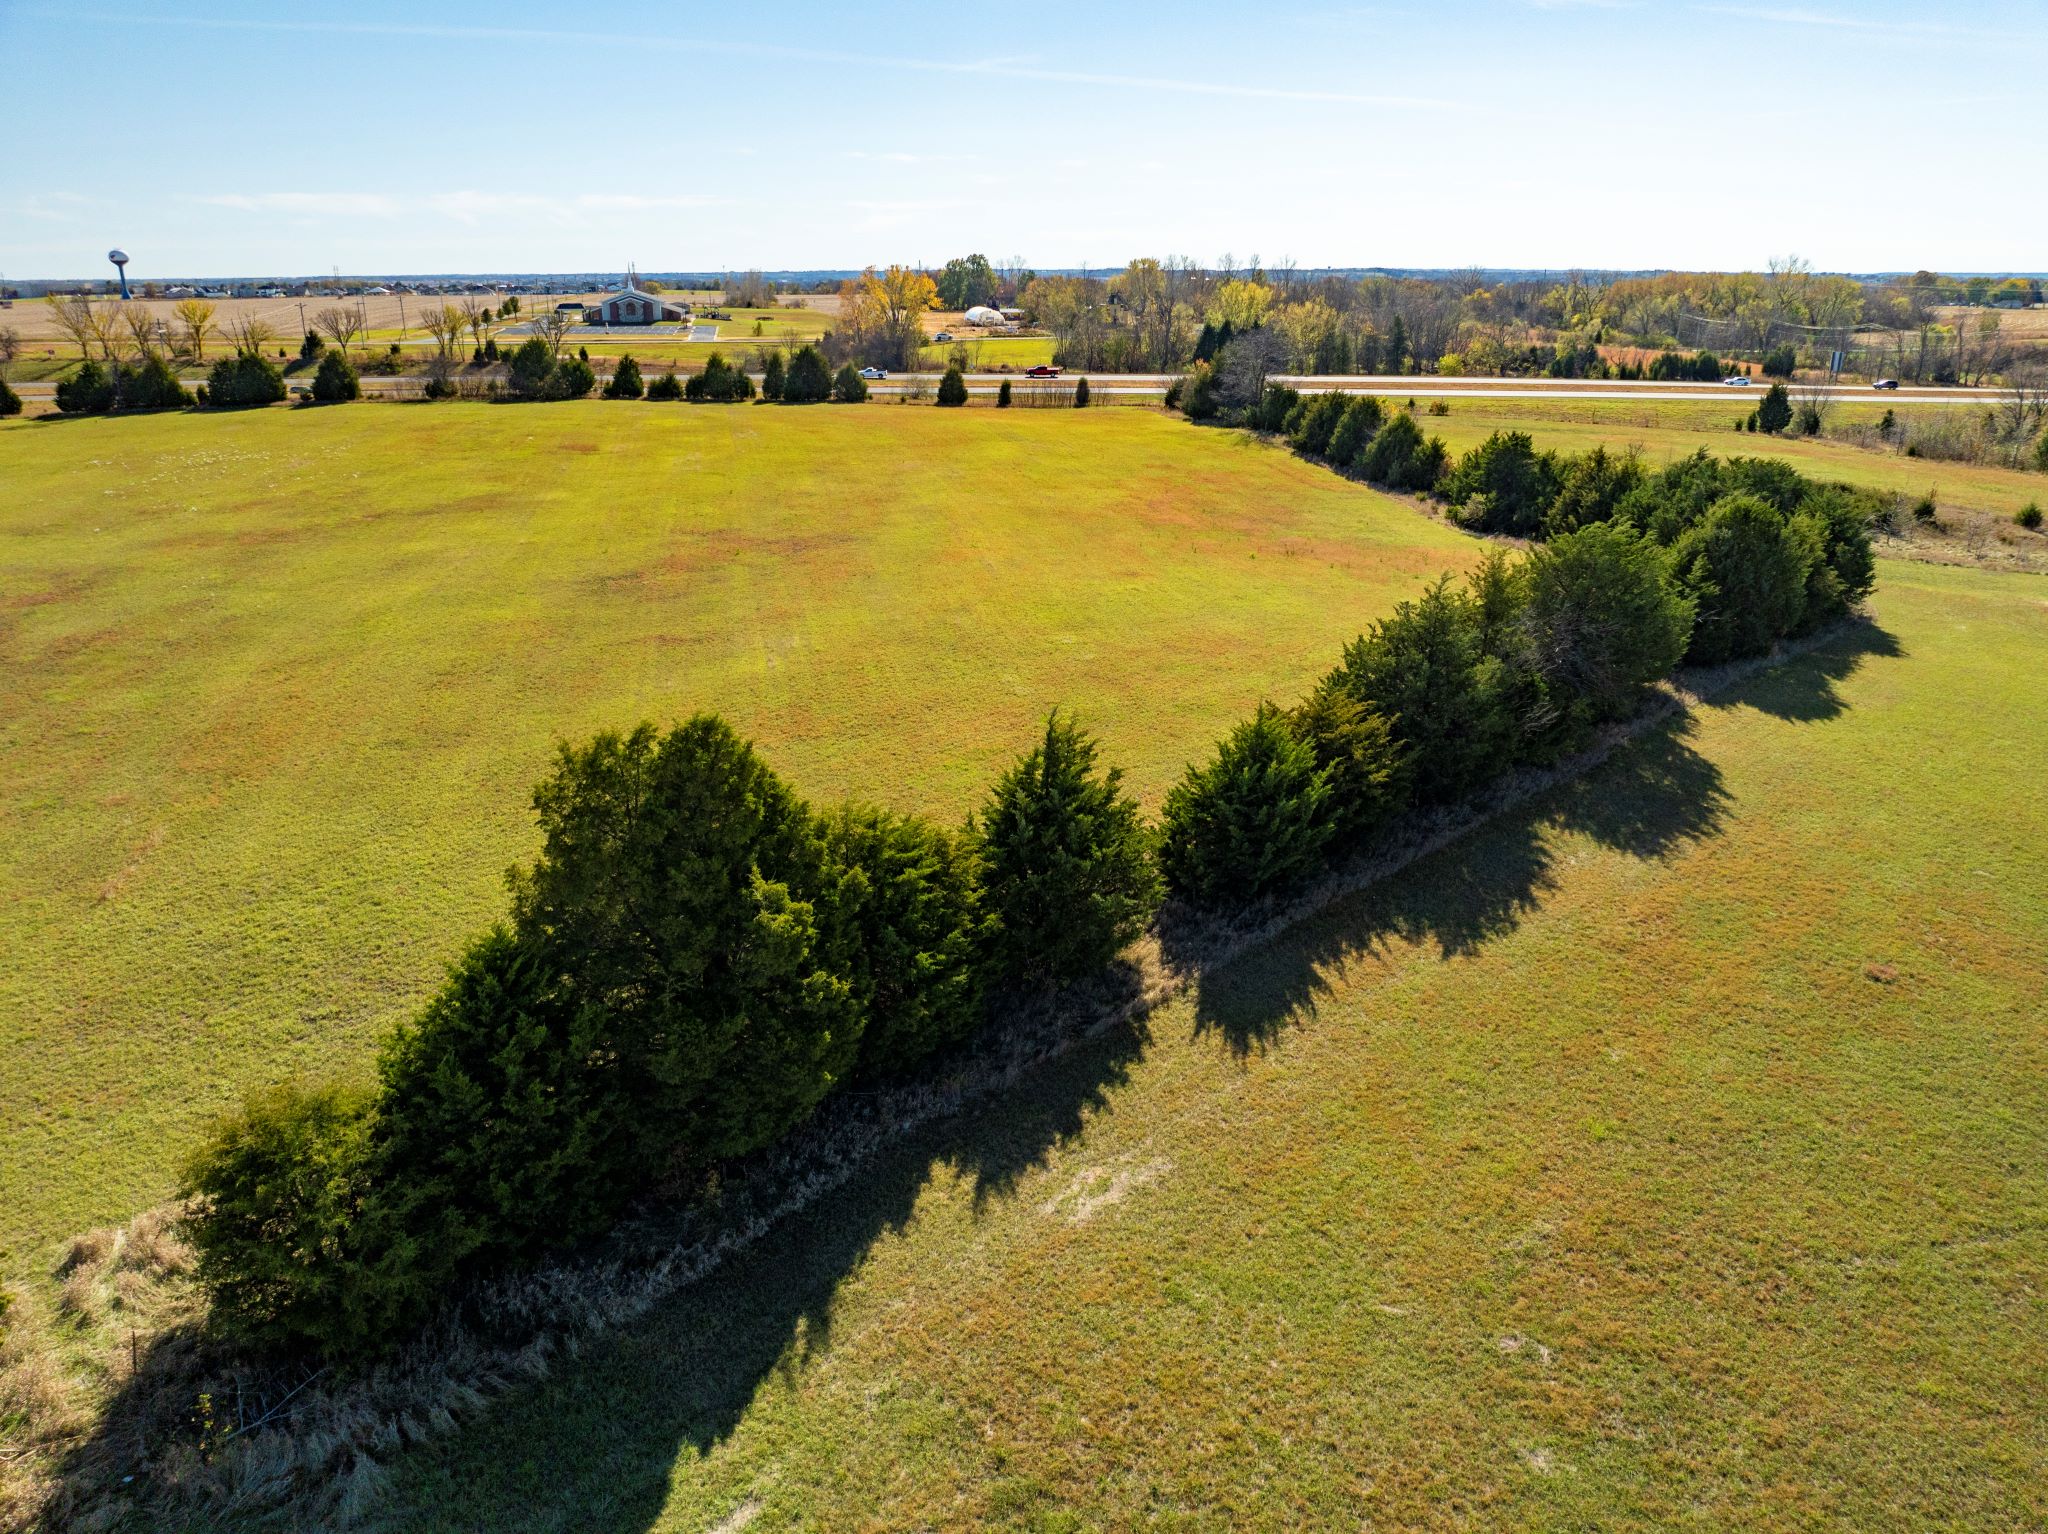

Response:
(108, 249), (130, 300)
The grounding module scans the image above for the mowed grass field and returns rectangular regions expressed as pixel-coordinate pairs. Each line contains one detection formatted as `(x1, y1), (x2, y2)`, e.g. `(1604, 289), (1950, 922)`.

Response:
(0, 406), (1477, 1275)
(382, 557), (2048, 1533)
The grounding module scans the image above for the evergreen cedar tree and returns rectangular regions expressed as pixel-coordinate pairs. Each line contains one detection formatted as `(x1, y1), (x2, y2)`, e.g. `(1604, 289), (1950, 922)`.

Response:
(604, 354), (644, 399)
(1441, 430), (1562, 537)
(553, 354), (596, 398)
(506, 340), (593, 400)
(510, 719), (860, 1172)
(184, 716), (1003, 1354)
(1073, 376), (1090, 407)
(1756, 381), (1793, 434)
(53, 359), (112, 413)
(1543, 445), (1643, 536)
(59, 356), (195, 413)
(685, 353), (753, 402)
(1286, 390), (1348, 458)
(1251, 383), (1297, 433)
(783, 345), (832, 403)
(1159, 703), (1334, 904)
(312, 351), (360, 403)
(996, 378), (1012, 407)
(181, 1080), (380, 1353)
(1324, 395), (1384, 466)
(0, 376), (20, 416)
(202, 353), (285, 409)
(761, 350), (786, 401)
(937, 365), (968, 406)
(299, 330), (323, 361)
(825, 805), (987, 1077)
(1668, 493), (1813, 664)
(832, 363), (869, 403)
(1520, 523), (1695, 723)
(1359, 411), (1447, 491)
(974, 713), (1160, 983)
(646, 370), (684, 400)
(1329, 576), (1519, 803)
(1289, 684), (1405, 848)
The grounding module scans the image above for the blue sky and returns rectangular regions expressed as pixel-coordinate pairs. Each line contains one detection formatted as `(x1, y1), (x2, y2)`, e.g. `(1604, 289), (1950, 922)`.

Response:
(2, 1), (2042, 279)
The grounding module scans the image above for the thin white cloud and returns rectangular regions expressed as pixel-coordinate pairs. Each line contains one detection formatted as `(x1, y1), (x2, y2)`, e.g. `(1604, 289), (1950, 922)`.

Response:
(1693, 5), (2007, 39)
(33, 9), (1458, 108)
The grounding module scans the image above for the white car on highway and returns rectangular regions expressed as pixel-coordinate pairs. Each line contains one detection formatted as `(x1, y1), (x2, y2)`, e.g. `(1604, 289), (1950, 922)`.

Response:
(1721, 375), (1751, 386)
(858, 366), (888, 380)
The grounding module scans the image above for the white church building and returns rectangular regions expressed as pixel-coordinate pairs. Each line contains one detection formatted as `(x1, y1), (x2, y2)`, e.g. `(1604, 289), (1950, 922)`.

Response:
(586, 268), (689, 326)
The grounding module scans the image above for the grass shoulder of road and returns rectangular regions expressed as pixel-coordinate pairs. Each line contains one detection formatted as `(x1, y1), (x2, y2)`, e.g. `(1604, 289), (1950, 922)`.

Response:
(0, 404), (1477, 1277)
(382, 556), (2048, 1533)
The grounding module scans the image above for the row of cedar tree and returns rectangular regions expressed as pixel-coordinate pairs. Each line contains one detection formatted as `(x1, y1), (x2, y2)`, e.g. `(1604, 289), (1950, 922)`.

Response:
(184, 424), (1877, 1361)
(41, 341), (874, 413)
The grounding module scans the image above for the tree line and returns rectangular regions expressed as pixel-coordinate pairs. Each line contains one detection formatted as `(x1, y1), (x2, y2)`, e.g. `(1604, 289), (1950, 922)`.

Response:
(1192, 373), (1878, 672)
(181, 474), (1876, 1358)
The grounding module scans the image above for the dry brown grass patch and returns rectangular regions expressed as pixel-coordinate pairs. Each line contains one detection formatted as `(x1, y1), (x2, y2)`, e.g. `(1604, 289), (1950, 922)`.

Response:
(55, 1231), (113, 1279)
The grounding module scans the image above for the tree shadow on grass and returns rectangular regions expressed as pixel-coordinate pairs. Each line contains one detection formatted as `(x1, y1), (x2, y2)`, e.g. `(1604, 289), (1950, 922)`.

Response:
(1712, 618), (1904, 724)
(373, 1016), (1149, 1534)
(1189, 708), (1732, 1062)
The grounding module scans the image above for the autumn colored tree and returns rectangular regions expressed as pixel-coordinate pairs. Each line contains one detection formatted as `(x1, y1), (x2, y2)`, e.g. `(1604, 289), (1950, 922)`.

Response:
(840, 264), (939, 369)
(173, 298), (217, 360)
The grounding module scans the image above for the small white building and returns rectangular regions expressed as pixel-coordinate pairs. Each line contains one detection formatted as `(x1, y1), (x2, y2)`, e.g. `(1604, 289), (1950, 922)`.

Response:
(587, 268), (689, 326)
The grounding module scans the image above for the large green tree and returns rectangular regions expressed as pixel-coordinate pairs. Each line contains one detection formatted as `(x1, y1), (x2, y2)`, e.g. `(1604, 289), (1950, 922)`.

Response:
(1520, 523), (1695, 722)
(509, 717), (861, 1169)
(976, 714), (1160, 983)
(1159, 704), (1335, 905)
(935, 253), (998, 311)
(1328, 575), (1517, 802)
(1668, 493), (1812, 663)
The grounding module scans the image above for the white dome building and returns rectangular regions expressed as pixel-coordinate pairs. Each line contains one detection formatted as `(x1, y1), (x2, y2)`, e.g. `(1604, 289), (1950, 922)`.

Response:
(962, 305), (1005, 328)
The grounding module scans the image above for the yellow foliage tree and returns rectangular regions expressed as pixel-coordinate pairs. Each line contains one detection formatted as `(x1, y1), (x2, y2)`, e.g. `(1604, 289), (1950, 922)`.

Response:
(1209, 278), (1275, 332)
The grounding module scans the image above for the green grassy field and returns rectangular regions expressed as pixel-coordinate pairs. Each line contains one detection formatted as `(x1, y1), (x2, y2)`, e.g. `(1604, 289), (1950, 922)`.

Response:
(918, 336), (1060, 369)
(0, 405), (1477, 1276)
(381, 556), (2048, 1533)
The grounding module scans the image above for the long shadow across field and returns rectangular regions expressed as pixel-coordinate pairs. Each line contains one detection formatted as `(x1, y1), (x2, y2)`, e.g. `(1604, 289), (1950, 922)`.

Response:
(1717, 616), (1904, 724)
(74, 623), (1896, 1534)
(1187, 617), (1901, 1059)
(1188, 710), (1733, 1058)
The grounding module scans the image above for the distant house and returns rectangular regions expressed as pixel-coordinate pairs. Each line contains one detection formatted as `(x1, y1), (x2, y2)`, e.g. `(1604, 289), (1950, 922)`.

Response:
(587, 268), (689, 326)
